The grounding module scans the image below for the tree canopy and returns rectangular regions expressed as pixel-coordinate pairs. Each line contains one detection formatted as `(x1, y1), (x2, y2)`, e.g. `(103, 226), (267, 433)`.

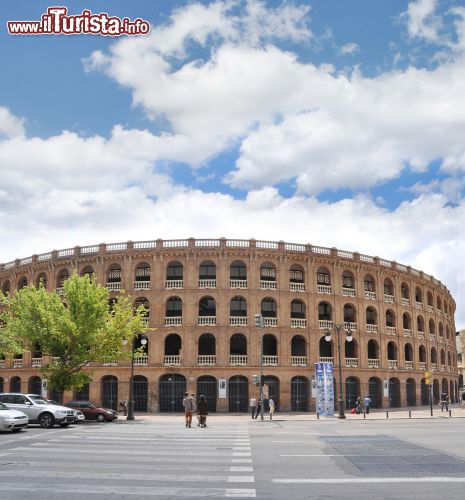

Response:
(1, 272), (147, 400)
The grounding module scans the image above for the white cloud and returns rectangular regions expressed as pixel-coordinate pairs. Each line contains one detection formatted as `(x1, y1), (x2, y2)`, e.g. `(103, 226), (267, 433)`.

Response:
(403, 0), (442, 42)
(339, 42), (359, 55)
(0, 107), (25, 139)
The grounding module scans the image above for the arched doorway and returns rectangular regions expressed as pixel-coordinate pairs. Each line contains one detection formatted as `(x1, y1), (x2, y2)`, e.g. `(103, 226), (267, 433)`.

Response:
(368, 377), (382, 408)
(10, 376), (21, 392)
(0, 377), (4, 392)
(291, 376), (308, 411)
(74, 384), (90, 400)
(228, 375), (248, 412)
(433, 379), (440, 404)
(101, 376), (118, 410)
(420, 379), (429, 405)
(406, 378), (416, 406)
(389, 378), (401, 407)
(345, 377), (359, 409)
(197, 376), (217, 412)
(28, 376), (42, 395)
(159, 374), (186, 412)
(134, 375), (148, 412)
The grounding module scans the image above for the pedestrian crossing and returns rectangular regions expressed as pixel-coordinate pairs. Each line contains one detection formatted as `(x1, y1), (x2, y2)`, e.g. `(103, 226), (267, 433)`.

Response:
(0, 422), (256, 498)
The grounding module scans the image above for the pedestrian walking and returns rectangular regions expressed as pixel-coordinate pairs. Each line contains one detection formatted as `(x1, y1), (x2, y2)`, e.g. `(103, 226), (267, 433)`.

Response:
(190, 394), (196, 413)
(119, 399), (127, 416)
(364, 395), (372, 414)
(197, 395), (208, 427)
(462, 391), (465, 409)
(440, 392), (449, 412)
(269, 397), (275, 420)
(255, 398), (262, 419)
(249, 396), (257, 419)
(182, 392), (194, 427)
(352, 396), (362, 414)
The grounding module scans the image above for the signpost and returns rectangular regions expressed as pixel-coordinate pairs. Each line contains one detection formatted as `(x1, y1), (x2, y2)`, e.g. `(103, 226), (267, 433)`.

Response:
(425, 371), (433, 416)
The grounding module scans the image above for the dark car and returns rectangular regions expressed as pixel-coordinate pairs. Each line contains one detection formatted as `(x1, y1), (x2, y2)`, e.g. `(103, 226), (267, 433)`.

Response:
(65, 401), (118, 422)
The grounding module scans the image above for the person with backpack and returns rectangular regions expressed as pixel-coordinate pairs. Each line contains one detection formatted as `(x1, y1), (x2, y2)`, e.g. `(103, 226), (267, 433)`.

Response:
(364, 395), (372, 414)
(182, 392), (194, 427)
(197, 395), (208, 427)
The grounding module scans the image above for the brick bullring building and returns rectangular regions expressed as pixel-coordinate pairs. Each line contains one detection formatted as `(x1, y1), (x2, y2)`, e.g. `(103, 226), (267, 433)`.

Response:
(0, 238), (459, 413)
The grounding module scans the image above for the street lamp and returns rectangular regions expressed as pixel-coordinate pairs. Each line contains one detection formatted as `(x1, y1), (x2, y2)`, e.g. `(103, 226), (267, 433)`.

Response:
(124, 334), (148, 421)
(325, 324), (353, 419)
(254, 313), (265, 421)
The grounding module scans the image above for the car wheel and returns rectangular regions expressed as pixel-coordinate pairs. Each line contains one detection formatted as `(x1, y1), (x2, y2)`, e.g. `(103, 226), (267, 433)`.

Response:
(39, 413), (55, 428)
(96, 413), (105, 422)
(59, 423), (70, 427)
(12, 428), (22, 432)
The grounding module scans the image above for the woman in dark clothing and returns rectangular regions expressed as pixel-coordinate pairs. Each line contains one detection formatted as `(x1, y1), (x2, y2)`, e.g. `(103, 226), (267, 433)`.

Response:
(197, 395), (208, 427)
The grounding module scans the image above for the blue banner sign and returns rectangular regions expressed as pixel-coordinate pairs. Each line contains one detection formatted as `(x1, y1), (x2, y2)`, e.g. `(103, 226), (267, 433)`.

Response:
(315, 362), (334, 417)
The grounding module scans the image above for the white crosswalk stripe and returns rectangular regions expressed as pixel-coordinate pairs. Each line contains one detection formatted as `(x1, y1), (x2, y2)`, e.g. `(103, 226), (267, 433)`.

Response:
(1, 422), (256, 498)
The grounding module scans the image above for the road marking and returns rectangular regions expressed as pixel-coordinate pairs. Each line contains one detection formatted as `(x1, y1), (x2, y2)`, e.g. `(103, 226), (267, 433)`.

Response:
(232, 452), (251, 457)
(230, 467), (253, 472)
(231, 459), (253, 463)
(273, 478), (465, 484)
(0, 483), (256, 497)
(227, 476), (254, 483)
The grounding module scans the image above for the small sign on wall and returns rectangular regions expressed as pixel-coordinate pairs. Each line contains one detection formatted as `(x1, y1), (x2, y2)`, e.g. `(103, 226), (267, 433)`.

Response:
(41, 379), (48, 398)
(383, 380), (389, 398)
(218, 378), (227, 399)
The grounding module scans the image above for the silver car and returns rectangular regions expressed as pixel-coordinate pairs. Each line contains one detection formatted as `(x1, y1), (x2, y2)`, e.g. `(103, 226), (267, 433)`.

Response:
(0, 393), (75, 428)
(0, 401), (29, 432)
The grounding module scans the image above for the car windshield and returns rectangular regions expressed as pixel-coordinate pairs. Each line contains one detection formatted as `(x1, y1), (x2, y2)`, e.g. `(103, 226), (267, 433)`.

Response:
(0, 402), (9, 410)
(29, 395), (49, 405)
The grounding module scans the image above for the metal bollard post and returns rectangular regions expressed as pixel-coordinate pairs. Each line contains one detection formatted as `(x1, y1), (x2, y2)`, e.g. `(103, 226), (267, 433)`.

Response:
(316, 412), (319, 420)
(409, 410), (411, 418)
(386, 411), (389, 418)
(449, 409), (452, 417)
(363, 411), (366, 419)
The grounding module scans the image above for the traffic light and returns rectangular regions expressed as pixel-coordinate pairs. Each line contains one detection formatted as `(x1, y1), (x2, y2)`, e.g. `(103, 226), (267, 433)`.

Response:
(424, 371), (432, 385)
(254, 313), (264, 328)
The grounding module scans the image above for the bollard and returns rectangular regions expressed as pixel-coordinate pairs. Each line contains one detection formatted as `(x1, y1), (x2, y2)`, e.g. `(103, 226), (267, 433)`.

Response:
(386, 411), (389, 418)
(449, 409), (452, 417)
(409, 410), (411, 418)
(363, 411), (366, 419)
(316, 412), (319, 420)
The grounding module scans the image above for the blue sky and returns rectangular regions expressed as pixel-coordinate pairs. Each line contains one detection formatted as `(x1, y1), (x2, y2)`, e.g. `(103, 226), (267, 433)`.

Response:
(0, 0), (464, 325)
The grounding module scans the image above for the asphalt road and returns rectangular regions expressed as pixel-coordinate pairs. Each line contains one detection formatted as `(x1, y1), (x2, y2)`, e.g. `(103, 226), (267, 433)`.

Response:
(1, 415), (465, 499)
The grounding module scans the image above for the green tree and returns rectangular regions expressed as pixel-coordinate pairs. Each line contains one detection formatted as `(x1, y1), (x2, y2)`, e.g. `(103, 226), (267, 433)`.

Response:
(1, 272), (147, 402)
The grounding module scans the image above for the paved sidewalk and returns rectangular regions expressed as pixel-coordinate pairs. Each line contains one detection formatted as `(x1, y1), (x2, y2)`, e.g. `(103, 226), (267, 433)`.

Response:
(121, 405), (465, 423)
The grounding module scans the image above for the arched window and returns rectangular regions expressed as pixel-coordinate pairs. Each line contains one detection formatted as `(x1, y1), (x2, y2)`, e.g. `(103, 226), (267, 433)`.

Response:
(364, 274), (376, 299)
(429, 319), (435, 336)
(164, 333), (182, 356)
(261, 297), (277, 317)
(384, 278), (394, 299)
(317, 267), (331, 292)
(291, 335), (306, 357)
(417, 315), (425, 333)
(166, 297), (182, 317)
(401, 283), (410, 302)
(260, 262), (277, 288)
(198, 297), (216, 321)
(431, 347), (437, 364)
(230, 333), (247, 356)
(263, 334), (277, 356)
(427, 291), (433, 307)
(415, 287), (423, 304)
(230, 296), (247, 317)
(318, 301), (332, 321)
(230, 260), (247, 287)
(36, 272), (47, 289)
(319, 336), (332, 358)
(289, 264), (305, 291)
(439, 322), (444, 338)
(366, 307), (377, 325)
(134, 297), (149, 318)
(107, 264), (122, 291)
(440, 349), (446, 366)
(404, 343), (413, 362)
(80, 265), (94, 278)
(343, 304), (356, 323)
(419, 345), (426, 363)
(56, 268), (70, 290)
(199, 260), (216, 287)
(436, 296), (442, 311)
(386, 309), (396, 328)
(166, 261), (183, 288)
(367, 339), (379, 360)
(18, 276), (28, 290)
(403, 312), (411, 330)
(290, 299), (305, 319)
(345, 338), (357, 359)
(134, 262), (151, 290)
(342, 270), (355, 296)
(387, 342), (397, 361)
(198, 333), (216, 356)
(1, 280), (10, 295)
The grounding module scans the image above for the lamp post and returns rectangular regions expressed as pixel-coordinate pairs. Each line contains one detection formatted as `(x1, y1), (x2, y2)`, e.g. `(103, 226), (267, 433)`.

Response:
(325, 324), (353, 419)
(254, 313), (265, 421)
(124, 334), (148, 421)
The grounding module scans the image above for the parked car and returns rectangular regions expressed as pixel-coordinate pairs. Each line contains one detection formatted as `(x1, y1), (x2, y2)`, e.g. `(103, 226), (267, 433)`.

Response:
(73, 409), (86, 423)
(0, 393), (76, 428)
(65, 401), (118, 422)
(0, 401), (29, 432)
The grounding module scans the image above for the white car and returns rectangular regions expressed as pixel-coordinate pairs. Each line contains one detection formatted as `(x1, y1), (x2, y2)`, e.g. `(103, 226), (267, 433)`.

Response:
(0, 401), (29, 432)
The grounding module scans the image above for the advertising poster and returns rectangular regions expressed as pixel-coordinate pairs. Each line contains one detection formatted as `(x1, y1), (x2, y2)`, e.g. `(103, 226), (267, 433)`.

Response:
(218, 378), (227, 399)
(315, 362), (334, 417)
